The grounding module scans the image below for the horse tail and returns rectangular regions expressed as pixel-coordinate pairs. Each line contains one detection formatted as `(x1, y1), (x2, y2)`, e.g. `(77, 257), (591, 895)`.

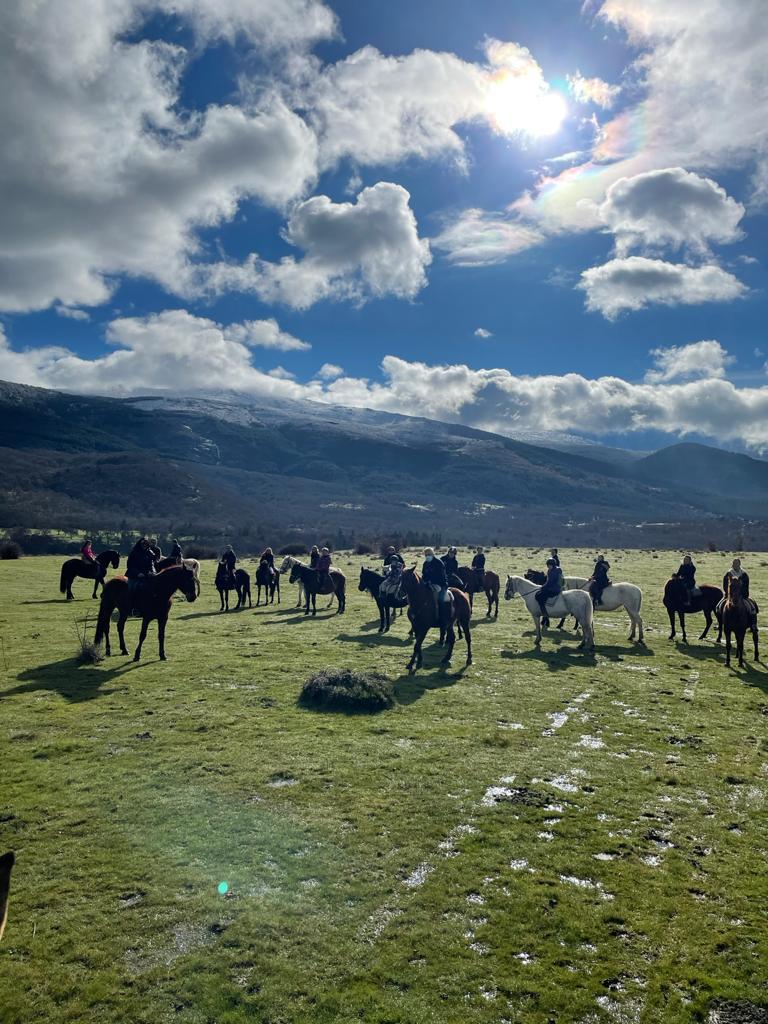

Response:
(59, 562), (69, 593)
(94, 584), (115, 645)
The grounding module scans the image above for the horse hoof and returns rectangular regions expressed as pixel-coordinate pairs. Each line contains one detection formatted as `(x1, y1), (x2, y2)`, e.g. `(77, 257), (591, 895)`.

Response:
(132, 655), (140, 663)
(160, 655), (167, 661)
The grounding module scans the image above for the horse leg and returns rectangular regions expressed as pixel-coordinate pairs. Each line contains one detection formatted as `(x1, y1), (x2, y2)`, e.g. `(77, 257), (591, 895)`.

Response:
(247, 585), (252, 609)
(679, 611), (688, 643)
(637, 614), (645, 645)
(441, 625), (455, 667)
(725, 627), (732, 667)
(699, 611), (711, 641)
(534, 614), (542, 646)
(464, 618), (473, 665)
(408, 628), (426, 672)
(133, 617), (150, 662)
(66, 573), (74, 601)
(752, 623), (760, 662)
(158, 615), (167, 661)
(311, 591), (317, 616)
(557, 617), (566, 630)
(378, 599), (385, 632)
(256, 585), (261, 607)
(485, 589), (492, 617)
(738, 629), (746, 668)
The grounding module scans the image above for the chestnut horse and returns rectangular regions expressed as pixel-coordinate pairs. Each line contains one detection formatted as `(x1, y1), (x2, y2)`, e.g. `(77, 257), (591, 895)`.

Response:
(94, 564), (199, 661)
(397, 567), (472, 672)
(455, 566), (500, 617)
(663, 577), (723, 643)
(59, 549), (120, 600)
(720, 576), (759, 668)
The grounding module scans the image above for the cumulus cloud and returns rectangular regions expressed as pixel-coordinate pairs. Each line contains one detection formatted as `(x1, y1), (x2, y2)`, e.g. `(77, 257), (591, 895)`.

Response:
(206, 182), (431, 308)
(54, 305), (90, 321)
(224, 318), (310, 351)
(515, 0), (768, 236)
(317, 363), (343, 379)
(432, 210), (544, 266)
(567, 71), (620, 109)
(645, 340), (734, 383)
(474, 328), (493, 339)
(599, 168), (745, 254)
(5, 325), (768, 448)
(0, 1), (319, 313)
(579, 257), (746, 318)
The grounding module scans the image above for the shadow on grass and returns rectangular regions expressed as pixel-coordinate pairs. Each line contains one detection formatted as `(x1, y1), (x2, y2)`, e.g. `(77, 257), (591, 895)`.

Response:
(1, 656), (140, 703)
(501, 645), (597, 671)
(393, 664), (466, 705)
(335, 631), (411, 648)
(22, 598), (92, 605)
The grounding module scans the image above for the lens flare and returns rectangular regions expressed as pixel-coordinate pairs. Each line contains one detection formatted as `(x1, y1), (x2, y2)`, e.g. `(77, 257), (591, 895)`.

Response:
(485, 71), (567, 138)
(217, 881), (229, 895)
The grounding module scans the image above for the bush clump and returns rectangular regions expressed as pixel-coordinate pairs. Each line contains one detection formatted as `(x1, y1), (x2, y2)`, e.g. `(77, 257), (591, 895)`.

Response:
(278, 543), (308, 556)
(0, 542), (22, 559)
(299, 668), (395, 714)
(184, 545), (218, 560)
(355, 542), (374, 555)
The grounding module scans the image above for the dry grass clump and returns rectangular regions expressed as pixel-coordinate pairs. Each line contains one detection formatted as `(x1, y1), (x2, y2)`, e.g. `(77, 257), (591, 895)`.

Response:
(299, 668), (395, 713)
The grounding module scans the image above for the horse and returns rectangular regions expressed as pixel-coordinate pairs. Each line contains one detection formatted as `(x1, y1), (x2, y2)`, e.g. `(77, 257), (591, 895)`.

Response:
(719, 576), (759, 668)
(524, 569), (644, 643)
(397, 567), (472, 672)
(662, 577), (722, 643)
(215, 563), (251, 611)
(155, 556), (201, 579)
(504, 576), (594, 650)
(289, 560), (346, 615)
(59, 549), (120, 600)
(455, 566), (500, 618)
(255, 561), (280, 606)
(94, 564), (199, 661)
(358, 566), (409, 632)
(278, 555), (335, 609)
(0, 851), (13, 942)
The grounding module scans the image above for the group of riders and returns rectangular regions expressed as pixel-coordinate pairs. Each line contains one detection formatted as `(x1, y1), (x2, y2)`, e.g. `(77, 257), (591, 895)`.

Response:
(78, 535), (755, 619)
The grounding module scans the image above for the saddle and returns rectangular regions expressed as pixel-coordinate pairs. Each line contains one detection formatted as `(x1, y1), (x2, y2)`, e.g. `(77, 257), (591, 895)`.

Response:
(380, 570), (401, 598)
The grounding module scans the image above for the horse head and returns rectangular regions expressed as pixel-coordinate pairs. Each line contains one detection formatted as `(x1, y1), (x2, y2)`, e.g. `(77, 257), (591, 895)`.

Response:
(278, 556), (294, 575)
(727, 576), (742, 603)
(110, 550), (120, 569)
(358, 566), (369, 592)
(504, 574), (516, 601)
(524, 568), (544, 585)
(180, 565), (199, 603)
(289, 563), (302, 585)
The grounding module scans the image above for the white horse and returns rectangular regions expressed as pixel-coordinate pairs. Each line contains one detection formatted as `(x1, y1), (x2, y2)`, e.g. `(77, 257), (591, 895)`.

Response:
(505, 575), (595, 650)
(278, 555), (335, 609)
(565, 576), (644, 643)
(182, 558), (200, 580)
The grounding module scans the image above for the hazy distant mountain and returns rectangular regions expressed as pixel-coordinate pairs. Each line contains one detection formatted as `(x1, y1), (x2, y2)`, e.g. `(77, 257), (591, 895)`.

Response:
(0, 380), (764, 548)
(629, 442), (768, 507)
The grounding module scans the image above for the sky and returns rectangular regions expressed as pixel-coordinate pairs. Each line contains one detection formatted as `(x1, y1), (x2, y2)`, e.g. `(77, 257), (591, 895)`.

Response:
(1, 0), (767, 450)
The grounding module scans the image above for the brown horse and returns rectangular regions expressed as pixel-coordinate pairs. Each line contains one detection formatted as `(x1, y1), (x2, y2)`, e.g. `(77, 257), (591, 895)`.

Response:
(398, 567), (472, 672)
(59, 549), (120, 600)
(255, 561), (280, 606)
(289, 560), (346, 615)
(94, 565), (199, 661)
(0, 851), (13, 942)
(663, 577), (723, 643)
(455, 566), (500, 617)
(720, 576), (759, 668)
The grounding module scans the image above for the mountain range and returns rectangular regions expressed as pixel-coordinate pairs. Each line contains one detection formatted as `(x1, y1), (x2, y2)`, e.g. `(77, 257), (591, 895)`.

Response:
(0, 379), (765, 549)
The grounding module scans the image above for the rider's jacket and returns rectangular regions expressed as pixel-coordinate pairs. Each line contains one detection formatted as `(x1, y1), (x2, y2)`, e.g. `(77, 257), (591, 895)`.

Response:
(471, 553), (486, 571)
(542, 566), (563, 593)
(422, 557), (447, 588)
(676, 563), (696, 588)
(170, 543), (182, 560)
(383, 552), (405, 568)
(222, 551), (237, 571)
(317, 553), (331, 573)
(723, 569), (750, 599)
(441, 554), (458, 575)
(127, 546), (155, 579)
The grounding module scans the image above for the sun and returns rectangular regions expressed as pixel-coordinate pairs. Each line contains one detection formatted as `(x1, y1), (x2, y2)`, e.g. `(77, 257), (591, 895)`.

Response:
(485, 70), (567, 138)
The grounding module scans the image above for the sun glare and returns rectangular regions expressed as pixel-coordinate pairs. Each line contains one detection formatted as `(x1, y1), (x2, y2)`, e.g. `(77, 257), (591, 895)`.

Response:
(485, 70), (567, 138)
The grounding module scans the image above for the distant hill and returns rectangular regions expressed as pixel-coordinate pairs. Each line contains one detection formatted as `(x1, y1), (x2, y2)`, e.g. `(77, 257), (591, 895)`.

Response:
(0, 380), (765, 548)
(628, 442), (768, 508)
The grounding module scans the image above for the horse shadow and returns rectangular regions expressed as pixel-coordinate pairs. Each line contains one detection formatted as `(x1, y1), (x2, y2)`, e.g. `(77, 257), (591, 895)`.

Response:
(595, 643), (656, 662)
(393, 665), (466, 705)
(22, 599), (82, 605)
(501, 645), (597, 672)
(1, 657), (140, 704)
(335, 631), (411, 649)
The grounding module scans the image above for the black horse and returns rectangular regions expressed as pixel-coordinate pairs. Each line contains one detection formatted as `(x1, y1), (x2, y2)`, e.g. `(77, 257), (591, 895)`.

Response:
(59, 549), (120, 600)
(215, 563), (251, 611)
(255, 561), (280, 606)
(663, 576), (723, 642)
(289, 561), (346, 615)
(358, 566), (409, 632)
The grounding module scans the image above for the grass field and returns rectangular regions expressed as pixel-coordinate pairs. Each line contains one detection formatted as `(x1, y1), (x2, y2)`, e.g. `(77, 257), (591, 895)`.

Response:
(1, 549), (767, 1024)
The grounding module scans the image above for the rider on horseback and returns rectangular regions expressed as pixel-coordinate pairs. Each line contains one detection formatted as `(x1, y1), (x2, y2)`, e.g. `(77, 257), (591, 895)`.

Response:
(675, 554), (697, 608)
(471, 546), (486, 591)
(317, 547), (332, 588)
(550, 548), (560, 568)
(170, 538), (183, 564)
(535, 557), (563, 624)
(589, 556), (611, 608)
(80, 537), (96, 563)
(723, 558), (750, 599)
(221, 545), (237, 587)
(310, 545), (320, 569)
(126, 537), (156, 605)
(383, 546), (405, 570)
(422, 547), (449, 626)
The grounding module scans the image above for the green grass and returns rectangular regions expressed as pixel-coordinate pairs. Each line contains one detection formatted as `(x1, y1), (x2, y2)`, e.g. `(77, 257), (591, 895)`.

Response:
(1, 548), (767, 1023)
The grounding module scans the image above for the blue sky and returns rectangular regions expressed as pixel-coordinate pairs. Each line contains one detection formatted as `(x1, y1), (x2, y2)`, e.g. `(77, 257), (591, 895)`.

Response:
(1, 0), (767, 450)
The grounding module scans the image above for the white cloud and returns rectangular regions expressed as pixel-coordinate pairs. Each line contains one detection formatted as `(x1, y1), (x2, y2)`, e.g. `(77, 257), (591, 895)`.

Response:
(6, 325), (768, 448)
(579, 257), (746, 318)
(317, 362), (343, 379)
(224, 318), (310, 351)
(567, 71), (621, 109)
(515, 0), (768, 236)
(267, 366), (296, 379)
(206, 182), (431, 308)
(474, 328), (493, 339)
(645, 340), (734, 383)
(432, 209), (544, 266)
(54, 305), (91, 321)
(0, 1), (320, 313)
(599, 168), (745, 254)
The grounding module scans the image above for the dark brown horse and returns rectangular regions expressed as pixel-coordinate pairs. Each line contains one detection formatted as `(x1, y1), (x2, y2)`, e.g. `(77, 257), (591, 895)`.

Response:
(720, 576), (759, 668)
(215, 564), (251, 611)
(255, 561), (280, 606)
(398, 567), (472, 672)
(59, 549), (120, 600)
(94, 565), (199, 661)
(663, 576), (723, 643)
(0, 851), (13, 942)
(289, 560), (346, 615)
(456, 566), (500, 617)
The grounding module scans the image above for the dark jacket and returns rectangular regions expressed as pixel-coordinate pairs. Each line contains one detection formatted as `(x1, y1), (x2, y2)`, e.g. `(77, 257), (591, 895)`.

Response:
(471, 553), (486, 571)
(676, 562), (696, 587)
(724, 570), (750, 599)
(260, 552), (275, 568)
(310, 550), (320, 568)
(222, 550), (237, 572)
(540, 566), (563, 595)
(383, 552), (405, 568)
(441, 553), (459, 576)
(317, 553), (331, 573)
(593, 563), (610, 587)
(422, 557), (447, 588)
(550, 552), (560, 568)
(126, 545), (156, 579)
(170, 542), (182, 560)
(149, 544), (162, 560)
